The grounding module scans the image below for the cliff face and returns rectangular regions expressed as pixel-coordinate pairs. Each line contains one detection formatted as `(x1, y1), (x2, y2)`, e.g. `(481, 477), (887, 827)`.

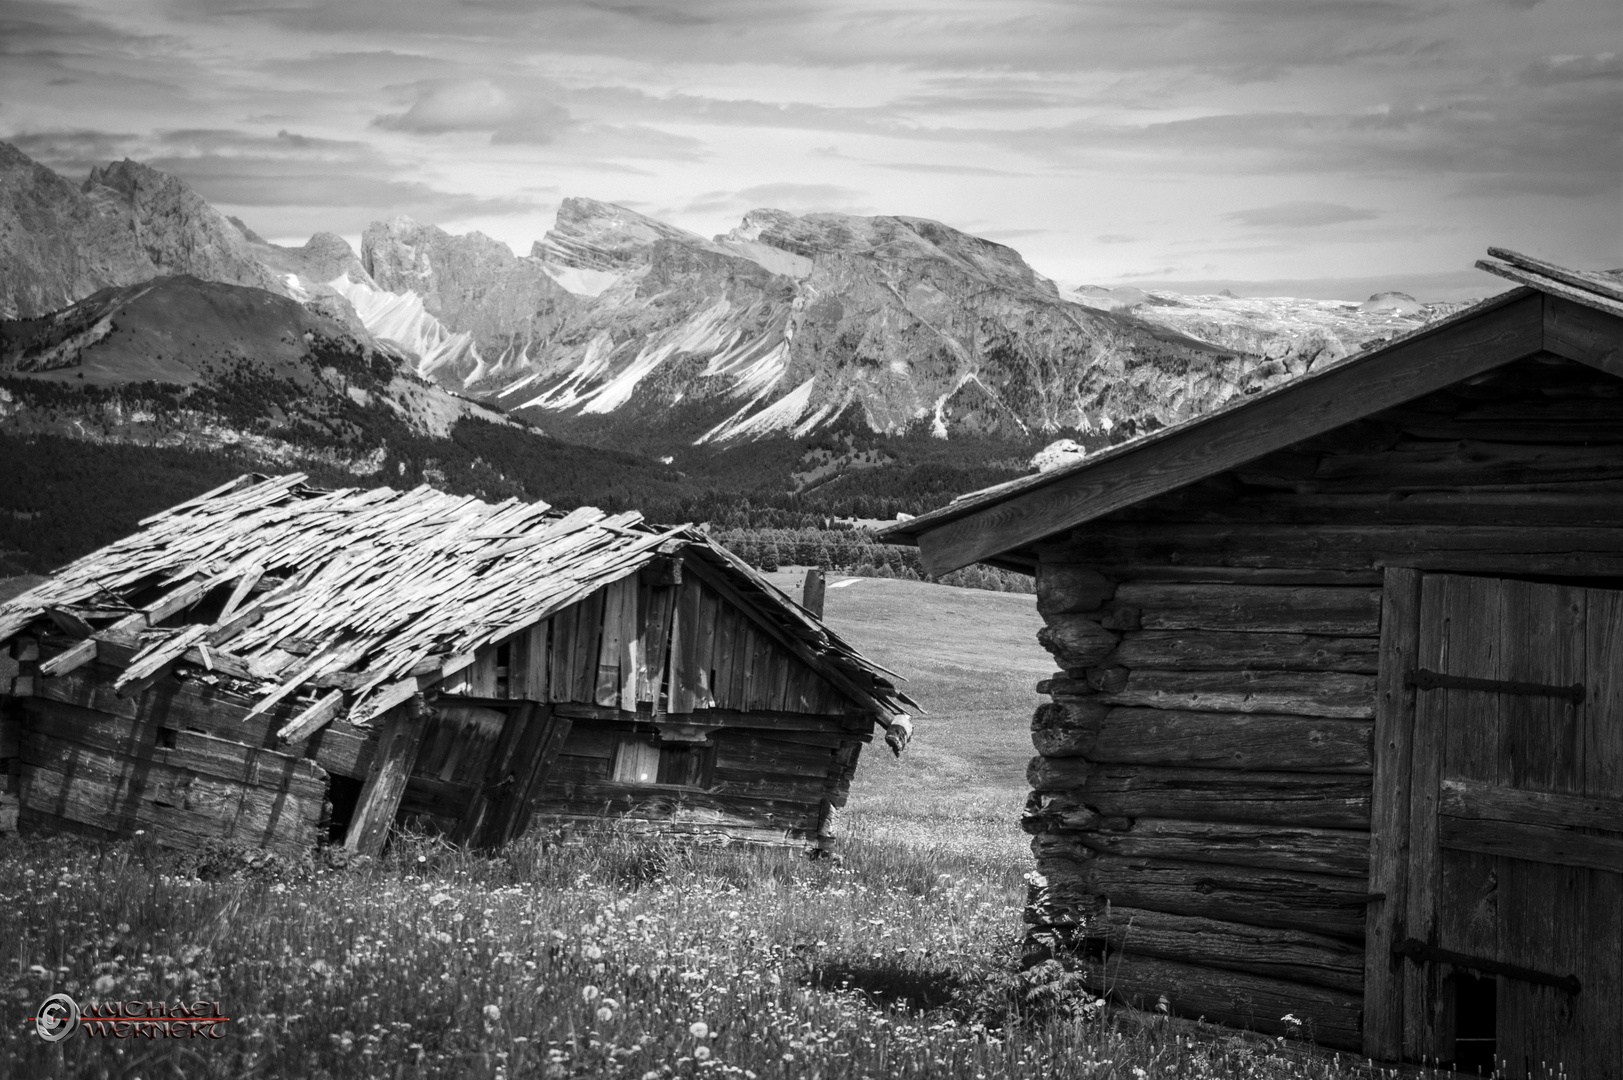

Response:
(0, 145), (291, 319)
(475, 201), (1270, 445)
(360, 216), (578, 387)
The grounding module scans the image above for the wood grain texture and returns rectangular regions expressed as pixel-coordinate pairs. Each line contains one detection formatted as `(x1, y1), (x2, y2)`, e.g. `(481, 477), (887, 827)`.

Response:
(1115, 584), (1381, 635)
(1083, 707), (1372, 773)
(912, 291), (1544, 572)
(1363, 566), (1421, 1062)
(1027, 759), (1371, 828)
(344, 703), (430, 856)
(1096, 669), (1376, 719)
(1096, 953), (1364, 1050)
(1077, 854), (1373, 939)
(1070, 817), (1370, 878)
(1085, 906), (1366, 993)
(1111, 630), (1379, 674)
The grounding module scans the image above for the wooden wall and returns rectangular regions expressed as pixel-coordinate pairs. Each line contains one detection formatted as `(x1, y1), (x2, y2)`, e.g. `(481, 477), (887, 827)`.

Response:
(6, 658), (376, 853)
(420, 568), (874, 845)
(440, 572), (857, 717)
(1021, 355), (1623, 1052)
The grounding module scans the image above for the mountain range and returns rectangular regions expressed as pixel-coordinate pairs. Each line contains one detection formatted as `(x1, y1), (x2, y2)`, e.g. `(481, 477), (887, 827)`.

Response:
(0, 140), (1466, 575)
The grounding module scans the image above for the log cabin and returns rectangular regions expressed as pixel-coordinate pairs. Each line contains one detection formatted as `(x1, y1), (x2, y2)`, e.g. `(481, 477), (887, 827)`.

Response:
(0, 477), (915, 858)
(880, 248), (1623, 1075)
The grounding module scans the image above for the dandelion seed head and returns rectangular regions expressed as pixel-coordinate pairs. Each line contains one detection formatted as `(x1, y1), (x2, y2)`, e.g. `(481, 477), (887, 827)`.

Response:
(582, 985), (600, 1002)
(689, 1021), (709, 1039)
(483, 1004), (501, 1022)
(694, 1046), (711, 1060)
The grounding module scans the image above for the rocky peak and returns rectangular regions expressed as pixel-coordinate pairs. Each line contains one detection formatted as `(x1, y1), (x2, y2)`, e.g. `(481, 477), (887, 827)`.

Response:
(80, 158), (284, 296)
(532, 197), (717, 273)
(721, 210), (1057, 297)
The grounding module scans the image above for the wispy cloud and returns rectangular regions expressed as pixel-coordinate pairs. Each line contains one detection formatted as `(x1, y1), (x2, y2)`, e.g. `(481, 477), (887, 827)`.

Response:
(1224, 201), (1380, 228)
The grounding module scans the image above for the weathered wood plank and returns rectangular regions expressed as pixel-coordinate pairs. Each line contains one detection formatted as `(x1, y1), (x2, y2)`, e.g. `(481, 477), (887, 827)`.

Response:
(1114, 584), (1382, 635)
(1027, 759), (1371, 829)
(669, 578), (703, 714)
(1092, 953), (1363, 1051)
(1362, 566), (1421, 1063)
(1111, 630), (1379, 674)
(503, 707), (574, 845)
(21, 704), (326, 799)
(1399, 573), (1455, 1061)
(18, 751), (322, 855)
(1085, 906), (1366, 993)
(1069, 817), (1370, 878)
(1581, 586), (1623, 1076)
(1097, 670), (1376, 719)
(1440, 814), (1623, 875)
(549, 601), (578, 704)
(1440, 777), (1623, 834)
(1072, 853), (1373, 940)
(1076, 707), (1372, 773)
(345, 702), (430, 856)
(521, 620), (550, 701)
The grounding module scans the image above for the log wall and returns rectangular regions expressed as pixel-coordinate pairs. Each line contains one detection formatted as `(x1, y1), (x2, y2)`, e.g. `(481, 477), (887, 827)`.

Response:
(1022, 355), (1623, 1051)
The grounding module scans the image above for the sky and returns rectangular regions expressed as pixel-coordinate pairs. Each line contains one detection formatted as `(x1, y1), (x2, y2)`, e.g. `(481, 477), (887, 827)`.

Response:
(2, 0), (1618, 300)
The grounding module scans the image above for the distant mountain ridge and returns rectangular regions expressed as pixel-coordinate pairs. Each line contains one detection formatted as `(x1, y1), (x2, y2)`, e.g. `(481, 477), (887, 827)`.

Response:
(0, 140), (1454, 454)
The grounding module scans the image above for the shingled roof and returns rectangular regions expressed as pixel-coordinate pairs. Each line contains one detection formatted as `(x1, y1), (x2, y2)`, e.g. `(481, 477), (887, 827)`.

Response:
(0, 473), (914, 740)
(883, 247), (1623, 574)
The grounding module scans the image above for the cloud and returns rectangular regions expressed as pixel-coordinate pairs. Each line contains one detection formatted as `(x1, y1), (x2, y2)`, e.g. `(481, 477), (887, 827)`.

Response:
(374, 79), (572, 144)
(1224, 201), (1380, 228)
(683, 182), (870, 216)
(1096, 234), (1136, 244)
(872, 162), (1029, 177)
(5, 128), (140, 174)
(1522, 52), (1622, 86)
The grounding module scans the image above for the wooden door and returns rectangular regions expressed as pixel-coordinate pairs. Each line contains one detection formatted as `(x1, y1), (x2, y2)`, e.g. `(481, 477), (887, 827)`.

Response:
(1367, 572), (1623, 1076)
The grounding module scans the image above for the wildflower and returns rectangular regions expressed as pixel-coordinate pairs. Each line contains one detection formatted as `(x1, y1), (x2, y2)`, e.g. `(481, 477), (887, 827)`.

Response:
(582, 985), (600, 1002)
(694, 1046), (711, 1060)
(484, 1004), (501, 1022)
(689, 1021), (709, 1039)
(93, 974), (116, 995)
(597, 1006), (613, 1022)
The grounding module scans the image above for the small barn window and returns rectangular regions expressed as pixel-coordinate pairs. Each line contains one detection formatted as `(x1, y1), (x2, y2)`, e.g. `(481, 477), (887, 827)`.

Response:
(612, 739), (713, 788)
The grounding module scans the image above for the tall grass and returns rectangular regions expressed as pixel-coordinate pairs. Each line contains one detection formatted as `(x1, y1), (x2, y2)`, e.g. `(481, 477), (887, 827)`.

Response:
(5, 811), (1460, 1080)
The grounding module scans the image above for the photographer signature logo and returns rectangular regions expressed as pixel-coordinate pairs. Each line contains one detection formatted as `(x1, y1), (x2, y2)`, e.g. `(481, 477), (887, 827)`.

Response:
(30, 995), (230, 1041)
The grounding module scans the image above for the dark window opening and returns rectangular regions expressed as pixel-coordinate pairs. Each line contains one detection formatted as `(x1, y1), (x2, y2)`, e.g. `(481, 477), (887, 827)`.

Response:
(325, 775), (365, 844)
(156, 727), (178, 749)
(1451, 972), (1496, 1075)
(612, 738), (714, 788)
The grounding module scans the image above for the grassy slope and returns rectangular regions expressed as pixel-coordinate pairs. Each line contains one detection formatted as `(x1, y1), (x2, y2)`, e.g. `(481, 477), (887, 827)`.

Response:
(763, 570), (1048, 862)
(1, 573), (1390, 1079)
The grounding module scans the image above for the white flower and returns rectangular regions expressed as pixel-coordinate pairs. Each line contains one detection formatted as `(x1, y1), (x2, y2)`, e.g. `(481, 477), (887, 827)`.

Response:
(582, 985), (600, 1002)
(596, 1006), (613, 1022)
(483, 1004), (501, 1022)
(689, 1021), (709, 1039)
(694, 1046), (711, 1060)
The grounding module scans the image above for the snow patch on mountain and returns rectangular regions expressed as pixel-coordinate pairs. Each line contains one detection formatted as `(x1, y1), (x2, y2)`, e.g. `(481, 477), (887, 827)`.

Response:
(327, 274), (481, 384)
(699, 376), (818, 445)
(542, 264), (622, 297)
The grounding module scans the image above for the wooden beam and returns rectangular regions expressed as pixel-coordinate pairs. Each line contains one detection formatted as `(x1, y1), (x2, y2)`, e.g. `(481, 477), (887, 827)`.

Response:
(344, 699), (431, 856)
(1543, 293), (1623, 379)
(1440, 815), (1623, 875)
(1362, 566), (1422, 1063)
(39, 638), (98, 678)
(910, 292), (1545, 573)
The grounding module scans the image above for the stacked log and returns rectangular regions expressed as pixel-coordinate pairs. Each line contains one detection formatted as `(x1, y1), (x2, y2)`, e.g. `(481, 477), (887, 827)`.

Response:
(1024, 561), (1378, 1049)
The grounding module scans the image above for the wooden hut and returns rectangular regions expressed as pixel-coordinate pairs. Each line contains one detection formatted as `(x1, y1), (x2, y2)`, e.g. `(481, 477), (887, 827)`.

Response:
(0, 476), (915, 857)
(881, 249), (1623, 1074)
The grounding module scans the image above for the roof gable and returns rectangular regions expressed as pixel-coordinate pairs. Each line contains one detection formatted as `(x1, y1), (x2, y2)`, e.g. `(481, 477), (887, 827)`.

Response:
(884, 250), (1623, 574)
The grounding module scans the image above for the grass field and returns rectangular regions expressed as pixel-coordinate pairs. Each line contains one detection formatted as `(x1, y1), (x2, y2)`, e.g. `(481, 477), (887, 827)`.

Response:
(3, 574), (1442, 1078)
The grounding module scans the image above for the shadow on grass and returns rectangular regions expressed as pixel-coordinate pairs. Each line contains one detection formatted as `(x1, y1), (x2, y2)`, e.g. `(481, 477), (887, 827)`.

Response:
(804, 959), (971, 1014)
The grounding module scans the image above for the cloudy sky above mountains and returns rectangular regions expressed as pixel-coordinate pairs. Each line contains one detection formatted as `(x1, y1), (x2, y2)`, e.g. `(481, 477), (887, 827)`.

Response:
(2, 0), (1618, 298)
